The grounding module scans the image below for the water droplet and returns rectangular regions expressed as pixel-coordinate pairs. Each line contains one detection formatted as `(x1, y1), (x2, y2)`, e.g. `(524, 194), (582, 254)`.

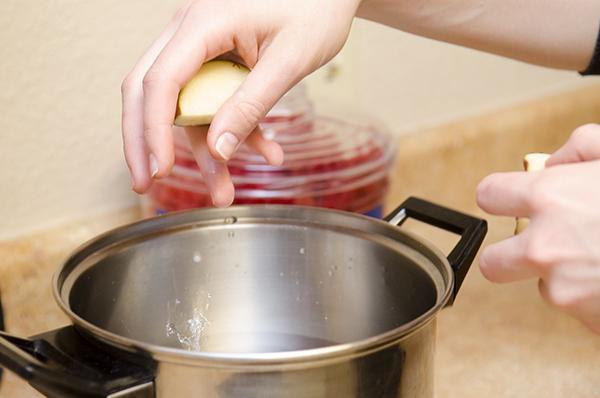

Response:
(328, 270), (333, 277)
(175, 299), (181, 304)
(319, 280), (323, 285)
(299, 247), (305, 255)
(112, 298), (116, 303)
(334, 265), (338, 271)
(111, 280), (115, 285)
(166, 322), (176, 335)
(193, 253), (202, 263)
(315, 300), (320, 305)
(324, 315), (328, 321)
(296, 295), (301, 301)
(295, 280), (299, 285)
(165, 308), (210, 351)
(279, 272), (284, 277)
(224, 216), (237, 224)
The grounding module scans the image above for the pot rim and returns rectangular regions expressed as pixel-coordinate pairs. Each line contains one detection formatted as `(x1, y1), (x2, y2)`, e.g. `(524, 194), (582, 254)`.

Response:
(53, 205), (454, 366)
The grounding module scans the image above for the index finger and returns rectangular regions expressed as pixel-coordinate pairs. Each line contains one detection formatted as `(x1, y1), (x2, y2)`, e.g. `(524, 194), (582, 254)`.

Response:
(476, 171), (536, 217)
(142, 13), (228, 179)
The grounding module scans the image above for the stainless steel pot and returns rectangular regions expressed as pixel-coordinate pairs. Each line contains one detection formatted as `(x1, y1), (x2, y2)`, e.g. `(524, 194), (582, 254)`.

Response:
(0, 197), (486, 398)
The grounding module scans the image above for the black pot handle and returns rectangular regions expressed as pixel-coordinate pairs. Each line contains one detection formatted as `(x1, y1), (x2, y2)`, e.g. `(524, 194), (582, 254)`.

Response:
(0, 296), (4, 386)
(385, 197), (487, 304)
(0, 326), (155, 397)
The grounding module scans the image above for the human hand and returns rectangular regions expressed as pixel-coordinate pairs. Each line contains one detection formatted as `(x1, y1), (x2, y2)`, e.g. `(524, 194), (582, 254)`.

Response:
(476, 124), (600, 333)
(121, 0), (360, 207)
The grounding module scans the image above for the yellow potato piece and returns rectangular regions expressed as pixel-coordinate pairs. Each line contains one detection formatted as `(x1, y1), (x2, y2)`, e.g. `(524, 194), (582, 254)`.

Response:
(174, 60), (250, 126)
(515, 152), (550, 234)
(523, 152), (551, 172)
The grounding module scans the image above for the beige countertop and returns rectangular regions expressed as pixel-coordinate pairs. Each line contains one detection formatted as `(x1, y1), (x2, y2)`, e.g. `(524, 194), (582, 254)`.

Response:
(2, 84), (600, 397)
(1, 210), (598, 398)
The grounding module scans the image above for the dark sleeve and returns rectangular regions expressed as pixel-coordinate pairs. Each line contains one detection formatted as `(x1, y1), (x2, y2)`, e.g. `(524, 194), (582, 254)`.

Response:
(580, 23), (600, 76)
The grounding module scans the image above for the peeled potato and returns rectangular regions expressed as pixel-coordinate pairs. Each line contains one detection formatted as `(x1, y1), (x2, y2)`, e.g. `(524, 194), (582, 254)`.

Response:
(515, 153), (550, 234)
(523, 153), (551, 172)
(174, 60), (250, 126)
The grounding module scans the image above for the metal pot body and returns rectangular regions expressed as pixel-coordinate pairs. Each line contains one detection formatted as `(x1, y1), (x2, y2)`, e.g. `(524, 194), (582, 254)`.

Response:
(0, 198), (487, 398)
(154, 320), (436, 398)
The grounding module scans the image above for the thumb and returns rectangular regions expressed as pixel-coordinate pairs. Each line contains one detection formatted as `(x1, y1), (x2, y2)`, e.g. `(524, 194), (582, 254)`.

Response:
(547, 124), (600, 166)
(206, 41), (308, 162)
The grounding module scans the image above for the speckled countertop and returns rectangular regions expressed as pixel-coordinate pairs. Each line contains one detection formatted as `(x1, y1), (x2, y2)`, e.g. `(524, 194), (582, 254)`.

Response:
(2, 85), (600, 397)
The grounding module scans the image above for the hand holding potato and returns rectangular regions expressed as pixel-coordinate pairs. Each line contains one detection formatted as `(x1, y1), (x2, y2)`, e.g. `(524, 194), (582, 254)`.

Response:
(121, 0), (360, 207)
(477, 125), (600, 333)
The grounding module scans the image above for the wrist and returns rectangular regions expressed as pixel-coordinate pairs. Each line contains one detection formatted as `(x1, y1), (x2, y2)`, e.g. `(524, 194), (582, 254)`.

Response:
(355, 0), (414, 26)
(356, 0), (378, 19)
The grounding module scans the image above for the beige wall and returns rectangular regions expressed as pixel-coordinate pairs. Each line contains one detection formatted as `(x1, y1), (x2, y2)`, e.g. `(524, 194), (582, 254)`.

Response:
(309, 19), (590, 130)
(0, 1), (593, 239)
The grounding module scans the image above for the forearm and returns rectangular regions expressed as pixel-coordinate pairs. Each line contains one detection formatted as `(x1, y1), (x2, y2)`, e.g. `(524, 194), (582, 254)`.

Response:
(357, 0), (600, 71)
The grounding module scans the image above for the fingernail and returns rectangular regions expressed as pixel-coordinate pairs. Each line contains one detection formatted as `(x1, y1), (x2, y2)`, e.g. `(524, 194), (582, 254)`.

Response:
(149, 153), (159, 178)
(215, 132), (239, 160)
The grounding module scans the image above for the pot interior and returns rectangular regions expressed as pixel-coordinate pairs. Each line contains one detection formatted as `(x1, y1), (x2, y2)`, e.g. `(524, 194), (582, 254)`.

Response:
(59, 208), (449, 354)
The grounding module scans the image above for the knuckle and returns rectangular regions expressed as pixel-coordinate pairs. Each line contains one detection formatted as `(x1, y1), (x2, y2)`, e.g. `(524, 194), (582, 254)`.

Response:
(541, 267), (597, 311)
(121, 75), (136, 96)
(232, 95), (267, 127)
(142, 69), (166, 92)
(542, 286), (565, 308)
(541, 281), (576, 309)
(566, 123), (600, 161)
(523, 237), (552, 268)
(143, 125), (165, 142)
(527, 176), (558, 213)
(281, 53), (309, 75)
(571, 123), (599, 143)
(143, 125), (153, 141)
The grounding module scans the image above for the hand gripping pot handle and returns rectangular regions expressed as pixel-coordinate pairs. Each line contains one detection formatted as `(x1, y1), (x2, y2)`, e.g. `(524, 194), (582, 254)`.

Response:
(384, 197), (488, 304)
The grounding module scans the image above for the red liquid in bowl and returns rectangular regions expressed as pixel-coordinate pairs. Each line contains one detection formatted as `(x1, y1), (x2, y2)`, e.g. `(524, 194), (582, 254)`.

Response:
(142, 115), (396, 218)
